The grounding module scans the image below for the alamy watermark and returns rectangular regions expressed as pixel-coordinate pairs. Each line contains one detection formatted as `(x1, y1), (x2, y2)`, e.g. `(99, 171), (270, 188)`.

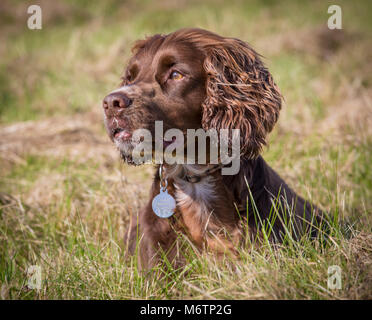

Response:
(327, 265), (342, 290)
(328, 5), (342, 30)
(117, 121), (241, 175)
(27, 5), (42, 30)
(26, 265), (42, 290)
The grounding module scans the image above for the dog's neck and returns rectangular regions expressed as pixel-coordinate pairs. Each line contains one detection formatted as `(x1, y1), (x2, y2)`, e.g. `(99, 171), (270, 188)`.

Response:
(161, 163), (219, 208)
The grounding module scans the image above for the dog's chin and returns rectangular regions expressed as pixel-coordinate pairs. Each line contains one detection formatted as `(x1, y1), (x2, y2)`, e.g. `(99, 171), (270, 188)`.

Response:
(114, 139), (134, 164)
(114, 137), (186, 166)
(119, 151), (138, 165)
(115, 139), (152, 166)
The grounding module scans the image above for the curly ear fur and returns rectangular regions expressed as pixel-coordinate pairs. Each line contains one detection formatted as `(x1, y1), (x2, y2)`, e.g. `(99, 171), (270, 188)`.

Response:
(201, 37), (282, 159)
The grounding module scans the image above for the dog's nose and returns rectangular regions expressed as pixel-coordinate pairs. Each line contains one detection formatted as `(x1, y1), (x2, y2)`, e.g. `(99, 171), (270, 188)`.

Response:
(103, 92), (132, 111)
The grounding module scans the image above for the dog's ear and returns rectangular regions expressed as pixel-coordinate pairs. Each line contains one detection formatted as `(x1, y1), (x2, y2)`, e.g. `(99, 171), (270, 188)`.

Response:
(201, 38), (282, 159)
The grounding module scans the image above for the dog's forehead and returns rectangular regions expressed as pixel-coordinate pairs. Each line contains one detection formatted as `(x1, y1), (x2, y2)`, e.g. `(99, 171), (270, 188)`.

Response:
(127, 40), (203, 72)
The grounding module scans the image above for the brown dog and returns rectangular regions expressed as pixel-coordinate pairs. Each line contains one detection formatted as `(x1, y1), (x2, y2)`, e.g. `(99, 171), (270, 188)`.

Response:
(102, 28), (324, 269)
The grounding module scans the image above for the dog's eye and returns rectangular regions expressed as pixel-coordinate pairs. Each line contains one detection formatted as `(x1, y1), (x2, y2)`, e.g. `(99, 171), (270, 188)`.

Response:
(169, 71), (184, 80)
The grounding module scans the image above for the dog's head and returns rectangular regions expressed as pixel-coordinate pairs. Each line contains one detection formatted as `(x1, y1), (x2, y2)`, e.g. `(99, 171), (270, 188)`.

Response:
(103, 28), (282, 164)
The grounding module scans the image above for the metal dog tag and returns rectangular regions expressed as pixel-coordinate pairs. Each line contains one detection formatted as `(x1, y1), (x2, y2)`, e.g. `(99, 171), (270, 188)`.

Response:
(152, 188), (176, 218)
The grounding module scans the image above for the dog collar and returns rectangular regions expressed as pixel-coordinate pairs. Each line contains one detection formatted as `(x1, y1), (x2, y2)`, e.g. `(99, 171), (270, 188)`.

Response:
(183, 163), (227, 183)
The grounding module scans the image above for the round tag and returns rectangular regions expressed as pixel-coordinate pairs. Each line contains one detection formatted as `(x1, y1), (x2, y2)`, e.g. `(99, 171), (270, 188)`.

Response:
(152, 189), (176, 218)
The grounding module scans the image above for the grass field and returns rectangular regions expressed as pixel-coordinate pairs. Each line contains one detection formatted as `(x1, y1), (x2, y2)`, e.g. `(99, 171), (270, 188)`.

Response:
(0, 0), (371, 299)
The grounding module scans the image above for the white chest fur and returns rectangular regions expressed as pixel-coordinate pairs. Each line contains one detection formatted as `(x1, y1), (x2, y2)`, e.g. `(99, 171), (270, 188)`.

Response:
(174, 175), (216, 219)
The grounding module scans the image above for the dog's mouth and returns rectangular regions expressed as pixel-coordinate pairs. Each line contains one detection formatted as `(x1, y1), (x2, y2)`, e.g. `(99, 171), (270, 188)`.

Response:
(111, 126), (186, 165)
(112, 127), (180, 147)
(112, 127), (132, 141)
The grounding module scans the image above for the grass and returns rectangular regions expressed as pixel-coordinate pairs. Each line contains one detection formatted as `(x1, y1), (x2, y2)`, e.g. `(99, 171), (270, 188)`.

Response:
(0, 0), (371, 299)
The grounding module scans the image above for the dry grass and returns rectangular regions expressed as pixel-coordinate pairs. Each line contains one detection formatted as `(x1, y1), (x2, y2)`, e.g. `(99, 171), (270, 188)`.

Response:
(0, 0), (371, 299)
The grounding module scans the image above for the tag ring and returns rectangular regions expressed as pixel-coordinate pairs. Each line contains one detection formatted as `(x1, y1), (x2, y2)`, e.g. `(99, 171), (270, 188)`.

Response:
(160, 178), (168, 190)
(159, 165), (168, 190)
